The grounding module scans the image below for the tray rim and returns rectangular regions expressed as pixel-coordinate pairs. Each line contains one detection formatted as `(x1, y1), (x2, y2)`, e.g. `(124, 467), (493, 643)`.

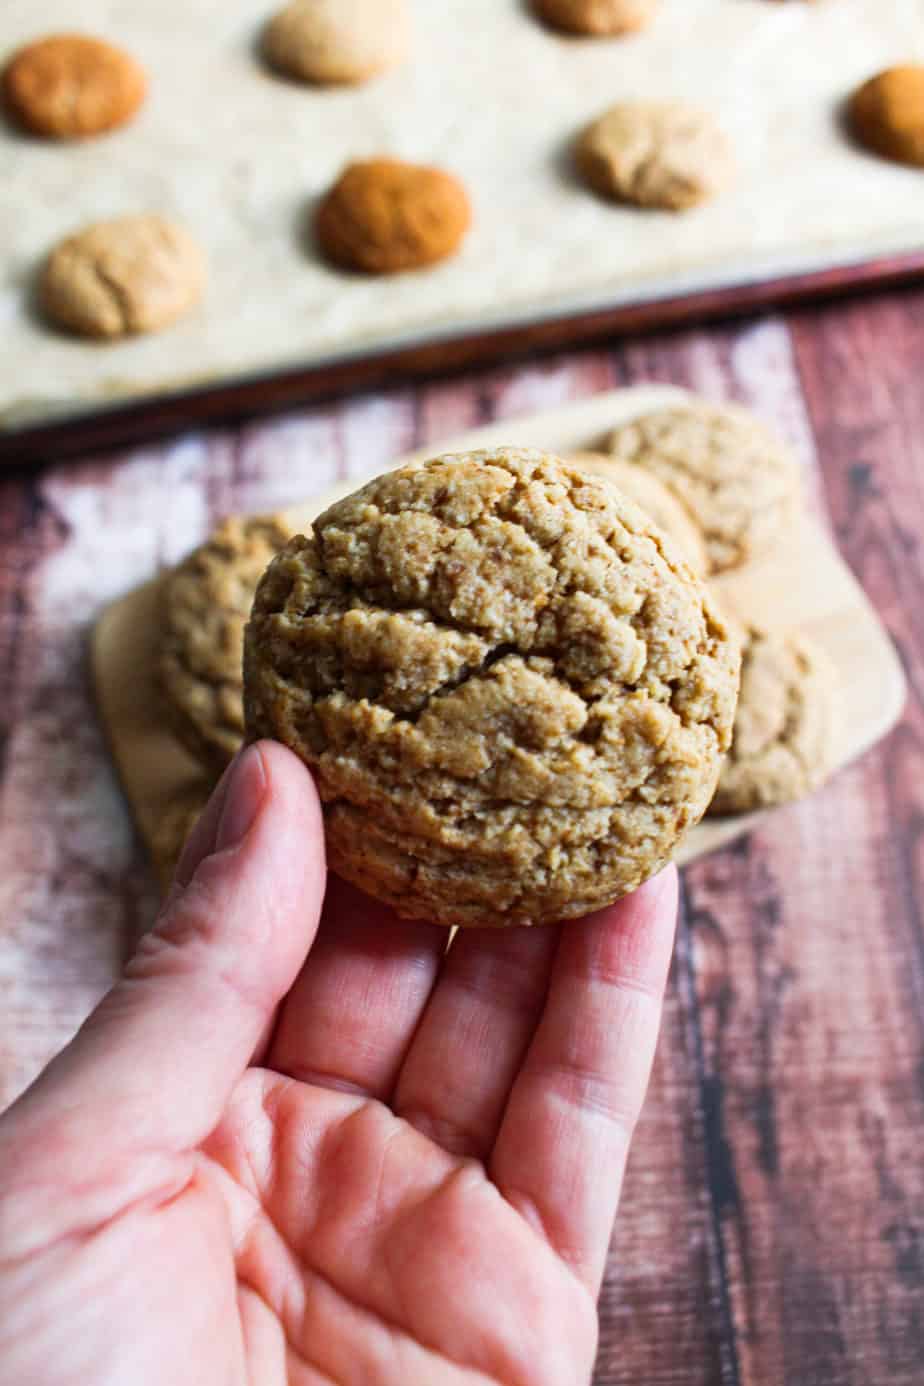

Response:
(7, 246), (924, 468)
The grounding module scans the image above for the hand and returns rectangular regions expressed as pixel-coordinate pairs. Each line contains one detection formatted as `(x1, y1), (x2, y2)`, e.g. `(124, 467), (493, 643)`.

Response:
(0, 743), (677, 1386)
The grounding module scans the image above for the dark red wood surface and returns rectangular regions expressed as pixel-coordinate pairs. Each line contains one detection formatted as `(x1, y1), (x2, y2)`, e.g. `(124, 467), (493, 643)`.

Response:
(1, 291), (922, 1384)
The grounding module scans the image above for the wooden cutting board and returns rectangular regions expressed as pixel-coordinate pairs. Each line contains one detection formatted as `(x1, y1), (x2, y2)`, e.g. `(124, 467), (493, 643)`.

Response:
(91, 386), (907, 894)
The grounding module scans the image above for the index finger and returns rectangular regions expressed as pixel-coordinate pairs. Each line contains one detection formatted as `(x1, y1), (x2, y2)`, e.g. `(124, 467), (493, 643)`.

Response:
(488, 867), (678, 1294)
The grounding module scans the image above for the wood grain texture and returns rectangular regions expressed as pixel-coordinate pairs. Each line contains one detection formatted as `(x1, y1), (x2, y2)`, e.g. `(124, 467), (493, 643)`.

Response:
(1, 296), (923, 1385)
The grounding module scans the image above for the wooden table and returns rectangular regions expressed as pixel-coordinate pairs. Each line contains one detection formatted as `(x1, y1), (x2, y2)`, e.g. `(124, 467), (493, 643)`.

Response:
(1, 290), (922, 1384)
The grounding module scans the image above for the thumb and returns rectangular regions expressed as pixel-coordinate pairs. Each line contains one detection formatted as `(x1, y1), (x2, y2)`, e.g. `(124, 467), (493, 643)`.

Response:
(4, 741), (326, 1168)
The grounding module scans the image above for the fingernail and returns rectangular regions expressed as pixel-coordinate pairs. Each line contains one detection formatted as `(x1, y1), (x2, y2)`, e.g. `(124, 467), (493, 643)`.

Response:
(215, 745), (267, 853)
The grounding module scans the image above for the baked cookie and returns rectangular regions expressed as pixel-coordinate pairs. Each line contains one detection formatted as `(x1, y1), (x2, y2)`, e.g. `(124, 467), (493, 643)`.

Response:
(849, 66), (924, 168)
(2, 33), (146, 139)
(263, 0), (409, 85)
(568, 450), (709, 575)
(710, 626), (838, 815)
(41, 215), (205, 339)
(316, 159), (471, 274)
(576, 101), (733, 210)
(159, 514), (296, 772)
(606, 402), (801, 574)
(244, 448), (739, 928)
(533, 0), (658, 36)
(151, 782), (213, 888)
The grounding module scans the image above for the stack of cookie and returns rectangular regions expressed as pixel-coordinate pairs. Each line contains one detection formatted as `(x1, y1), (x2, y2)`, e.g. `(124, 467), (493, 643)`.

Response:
(569, 399), (840, 816)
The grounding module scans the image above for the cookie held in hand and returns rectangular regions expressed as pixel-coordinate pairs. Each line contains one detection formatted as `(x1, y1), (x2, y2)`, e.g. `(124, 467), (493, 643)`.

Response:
(41, 214), (205, 339)
(3, 33), (146, 139)
(316, 159), (471, 274)
(244, 448), (739, 928)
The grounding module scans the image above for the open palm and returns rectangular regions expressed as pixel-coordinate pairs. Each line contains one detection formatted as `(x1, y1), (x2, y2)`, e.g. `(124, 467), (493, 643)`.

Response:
(0, 745), (676, 1386)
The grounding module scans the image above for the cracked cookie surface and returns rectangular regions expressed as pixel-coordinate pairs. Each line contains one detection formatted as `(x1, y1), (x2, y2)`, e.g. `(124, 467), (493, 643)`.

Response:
(245, 448), (739, 927)
(606, 402), (801, 573)
(533, 0), (658, 36)
(40, 214), (205, 339)
(576, 101), (733, 210)
(160, 514), (296, 772)
(568, 450), (709, 575)
(3, 33), (146, 139)
(710, 626), (838, 815)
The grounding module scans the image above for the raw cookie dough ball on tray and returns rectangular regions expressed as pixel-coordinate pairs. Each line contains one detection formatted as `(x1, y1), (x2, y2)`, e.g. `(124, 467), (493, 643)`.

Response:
(244, 448), (740, 928)
(849, 66), (924, 168)
(534, 0), (658, 37)
(263, 0), (410, 86)
(576, 101), (734, 211)
(316, 158), (471, 274)
(41, 214), (205, 339)
(2, 33), (146, 139)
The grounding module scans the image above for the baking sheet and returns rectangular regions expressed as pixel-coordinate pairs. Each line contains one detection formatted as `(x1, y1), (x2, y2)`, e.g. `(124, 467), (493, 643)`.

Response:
(4, 0), (924, 430)
(91, 385), (907, 891)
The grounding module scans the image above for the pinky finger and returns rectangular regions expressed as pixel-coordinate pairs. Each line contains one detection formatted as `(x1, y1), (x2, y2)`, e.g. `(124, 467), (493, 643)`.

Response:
(488, 867), (678, 1295)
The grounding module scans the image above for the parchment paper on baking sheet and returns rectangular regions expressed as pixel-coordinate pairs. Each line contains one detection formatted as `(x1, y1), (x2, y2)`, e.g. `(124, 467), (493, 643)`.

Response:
(2, 0), (922, 428)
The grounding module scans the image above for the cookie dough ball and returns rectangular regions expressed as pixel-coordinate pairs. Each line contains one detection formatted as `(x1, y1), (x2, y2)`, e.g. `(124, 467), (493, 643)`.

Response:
(534, 0), (658, 36)
(849, 66), (924, 168)
(606, 402), (801, 574)
(316, 158), (471, 274)
(159, 514), (297, 772)
(2, 33), (146, 139)
(263, 0), (409, 86)
(244, 448), (739, 928)
(41, 215), (205, 340)
(709, 626), (838, 815)
(576, 101), (734, 210)
(568, 451), (709, 576)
